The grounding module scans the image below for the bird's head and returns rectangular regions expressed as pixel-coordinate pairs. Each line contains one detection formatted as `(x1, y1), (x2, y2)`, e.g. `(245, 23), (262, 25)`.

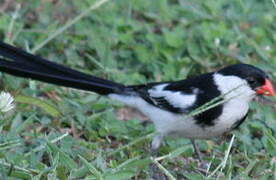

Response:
(218, 64), (275, 96)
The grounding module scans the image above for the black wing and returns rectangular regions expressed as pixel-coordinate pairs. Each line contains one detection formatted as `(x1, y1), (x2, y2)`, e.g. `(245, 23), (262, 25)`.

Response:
(129, 73), (224, 127)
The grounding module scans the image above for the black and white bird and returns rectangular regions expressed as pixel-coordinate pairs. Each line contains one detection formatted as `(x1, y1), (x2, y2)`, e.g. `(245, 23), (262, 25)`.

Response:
(0, 41), (275, 154)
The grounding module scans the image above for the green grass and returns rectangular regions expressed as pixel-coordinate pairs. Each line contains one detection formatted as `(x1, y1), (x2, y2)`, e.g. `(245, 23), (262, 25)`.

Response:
(0, 0), (276, 179)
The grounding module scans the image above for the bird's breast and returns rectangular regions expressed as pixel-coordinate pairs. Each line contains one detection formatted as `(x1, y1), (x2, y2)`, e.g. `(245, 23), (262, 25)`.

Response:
(149, 98), (250, 139)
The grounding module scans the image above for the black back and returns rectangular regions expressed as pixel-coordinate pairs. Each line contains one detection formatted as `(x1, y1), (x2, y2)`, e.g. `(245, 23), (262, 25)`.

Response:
(129, 73), (223, 127)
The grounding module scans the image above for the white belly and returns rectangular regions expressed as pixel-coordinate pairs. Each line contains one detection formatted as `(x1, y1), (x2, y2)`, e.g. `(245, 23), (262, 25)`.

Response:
(109, 93), (251, 139)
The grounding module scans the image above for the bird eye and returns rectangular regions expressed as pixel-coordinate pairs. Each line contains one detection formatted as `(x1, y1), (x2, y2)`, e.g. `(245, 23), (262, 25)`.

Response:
(246, 77), (256, 85)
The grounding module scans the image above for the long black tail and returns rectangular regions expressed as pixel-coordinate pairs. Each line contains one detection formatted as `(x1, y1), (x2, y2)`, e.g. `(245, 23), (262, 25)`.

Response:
(0, 41), (126, 95)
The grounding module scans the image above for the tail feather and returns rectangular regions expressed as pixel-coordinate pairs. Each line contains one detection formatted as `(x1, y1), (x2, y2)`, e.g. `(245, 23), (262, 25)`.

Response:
(0, 42), (117, 84)
(0, 42), (126, 95)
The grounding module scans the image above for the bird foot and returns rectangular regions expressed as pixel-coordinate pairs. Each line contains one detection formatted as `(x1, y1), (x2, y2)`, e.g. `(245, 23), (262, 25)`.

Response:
(149, 163), (167, 180)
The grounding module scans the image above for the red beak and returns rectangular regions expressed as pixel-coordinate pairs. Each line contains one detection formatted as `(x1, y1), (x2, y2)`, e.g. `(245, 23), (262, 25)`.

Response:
(256, 79), (275, 96)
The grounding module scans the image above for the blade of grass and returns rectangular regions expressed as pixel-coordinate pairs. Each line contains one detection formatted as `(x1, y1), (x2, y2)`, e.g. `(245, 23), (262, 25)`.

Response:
(46, 141), (78, 170)
(0, 160), (39, 175)
(187, 83), (249, 118)
(208, 134), (235, 178)
(85, 53), (106, 70)
(31, 0), (112, 53)
(24, 132), (69, 157)
(155, 145), (191, 161)
(107, 133), (154, 156)
(4, 4), (21, 43)
(272, 0), (276, 8)
(264, 130), (276, 148)
(244, 159), (258, 176)
(151, 157), (176, 180)
(0, 139), (21, 151)
(113, 156), (141, 172)
(78, 155), (103, 180)
(15, 95), (61, 118)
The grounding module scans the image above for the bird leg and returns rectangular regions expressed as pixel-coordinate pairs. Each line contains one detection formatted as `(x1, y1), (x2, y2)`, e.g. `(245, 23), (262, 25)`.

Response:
(151, 134), (163, 155)
(150, 134), (167, 180)
(191, 139), (209, 173)
(191, 139), (203, 162)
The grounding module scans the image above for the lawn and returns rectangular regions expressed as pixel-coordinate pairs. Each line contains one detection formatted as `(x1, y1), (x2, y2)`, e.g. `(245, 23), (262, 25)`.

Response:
(0, 0), (275, 179)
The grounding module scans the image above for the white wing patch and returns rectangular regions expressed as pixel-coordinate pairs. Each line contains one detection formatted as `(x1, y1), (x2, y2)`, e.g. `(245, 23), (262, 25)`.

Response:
(148, 84), (196, 109)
